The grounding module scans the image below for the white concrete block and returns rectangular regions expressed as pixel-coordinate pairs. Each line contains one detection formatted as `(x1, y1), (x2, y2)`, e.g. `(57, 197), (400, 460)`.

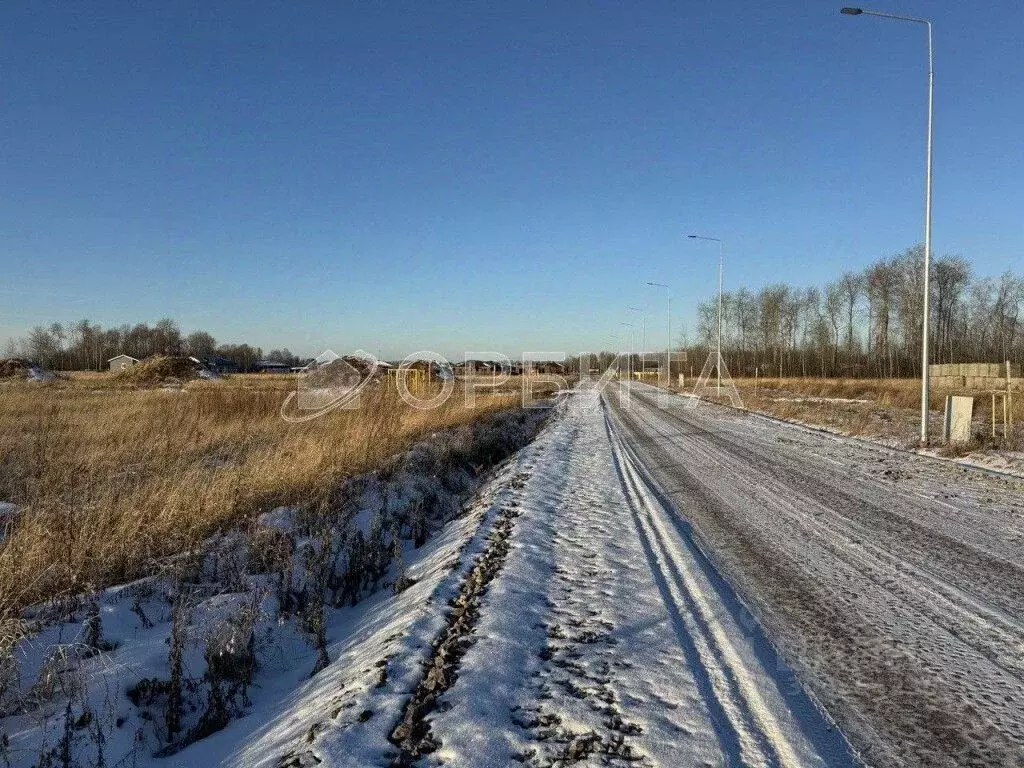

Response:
(944, 395), (974, 444)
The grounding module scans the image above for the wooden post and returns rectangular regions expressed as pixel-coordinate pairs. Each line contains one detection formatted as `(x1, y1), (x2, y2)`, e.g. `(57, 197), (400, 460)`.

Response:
(754, 367), (759, 399)
(992, 392), (997, 438)
(1008, 361), (1014, 438)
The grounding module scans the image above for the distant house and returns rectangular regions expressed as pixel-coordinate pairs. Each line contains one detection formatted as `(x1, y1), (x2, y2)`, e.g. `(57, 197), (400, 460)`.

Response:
(529, 361), (566, 375)
(453, 360), (510, 376)
(255, 360), (291, 373)
(451, 361), (475, 376)
(107, 354), (139, 372)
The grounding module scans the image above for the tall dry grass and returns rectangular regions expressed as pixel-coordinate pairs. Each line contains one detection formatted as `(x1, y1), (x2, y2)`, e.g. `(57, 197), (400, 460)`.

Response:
(0, 374), (530, 623)
(729, 377), (934, 408)
(692, 376), (1024, 444)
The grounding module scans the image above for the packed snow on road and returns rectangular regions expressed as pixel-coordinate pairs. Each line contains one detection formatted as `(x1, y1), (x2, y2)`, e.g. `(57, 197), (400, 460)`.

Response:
(608, 381), (1024, 768)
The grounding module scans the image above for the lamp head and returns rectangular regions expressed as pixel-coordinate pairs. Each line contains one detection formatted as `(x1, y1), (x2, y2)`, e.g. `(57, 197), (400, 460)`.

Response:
(840, 7), (864, 15)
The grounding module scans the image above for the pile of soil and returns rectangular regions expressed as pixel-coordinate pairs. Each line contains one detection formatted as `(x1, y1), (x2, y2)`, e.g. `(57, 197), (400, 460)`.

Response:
(114, 356), (201, 386)
(342, 355), (384, 376)
(0, 359), (32, 379)
(0, 359), (55, 382)
(305, 358), (365, 389)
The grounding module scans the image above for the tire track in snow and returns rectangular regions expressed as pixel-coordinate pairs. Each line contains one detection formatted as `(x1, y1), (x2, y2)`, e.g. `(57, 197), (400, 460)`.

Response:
(604, 402), (806, 768)
(389, 480), (529, 764)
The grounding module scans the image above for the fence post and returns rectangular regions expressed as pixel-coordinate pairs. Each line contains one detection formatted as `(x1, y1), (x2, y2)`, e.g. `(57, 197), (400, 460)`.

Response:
(992, 392), (997, 438)
(1007, 361), (1014, 438)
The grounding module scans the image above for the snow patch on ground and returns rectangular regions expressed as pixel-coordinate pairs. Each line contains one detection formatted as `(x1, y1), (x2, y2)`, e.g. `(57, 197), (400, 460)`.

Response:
(770, 396), (872, 404)
(921, 447), (1024, 478)
(25, 367), (56, 383)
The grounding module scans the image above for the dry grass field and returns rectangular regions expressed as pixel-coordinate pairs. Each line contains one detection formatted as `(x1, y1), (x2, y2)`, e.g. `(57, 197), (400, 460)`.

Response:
(675, 376), (1023, 451)
(0, 371), (543, 629)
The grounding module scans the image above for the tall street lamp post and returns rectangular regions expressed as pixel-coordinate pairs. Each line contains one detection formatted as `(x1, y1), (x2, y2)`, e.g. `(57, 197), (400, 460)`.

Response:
(688, 234), (725, 393)
(627, 306), (646, 380)
(647, 282), (671, 387)
(840, 6), (934, 445)
(620, 322), (634, 382)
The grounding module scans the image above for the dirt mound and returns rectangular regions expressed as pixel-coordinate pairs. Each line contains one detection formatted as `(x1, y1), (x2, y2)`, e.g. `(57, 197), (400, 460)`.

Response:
(114, 356), (201, 386)
(0, 359), (32, 379)
(305, 358), (366, 389)
(0, 359), (55, 382)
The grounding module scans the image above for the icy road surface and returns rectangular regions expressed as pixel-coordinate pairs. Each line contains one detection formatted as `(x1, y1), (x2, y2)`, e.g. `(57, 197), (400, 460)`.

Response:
(607, 382), (1024, 768)
(402, 384), (855, 767)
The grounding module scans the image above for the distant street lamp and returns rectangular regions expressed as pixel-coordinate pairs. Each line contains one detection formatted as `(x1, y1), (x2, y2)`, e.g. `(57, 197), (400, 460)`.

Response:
(620, 322), (634, 381)
(840, 6), (935, 445)
(627, 306), (646, 379)
(647, 282), (672, 387)
(688, 234), (725, 393)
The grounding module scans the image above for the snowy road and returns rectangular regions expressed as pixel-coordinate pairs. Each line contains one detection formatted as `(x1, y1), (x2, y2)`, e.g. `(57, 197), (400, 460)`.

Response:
(407, 385), (855, 767)
(607, 382), (1024, 768)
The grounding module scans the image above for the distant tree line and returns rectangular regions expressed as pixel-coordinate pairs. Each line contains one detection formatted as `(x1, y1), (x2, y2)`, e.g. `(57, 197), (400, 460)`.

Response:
(688, 245), (1023, 379)
(563, 245), (1022, 380)
(3, 318), (304, 372)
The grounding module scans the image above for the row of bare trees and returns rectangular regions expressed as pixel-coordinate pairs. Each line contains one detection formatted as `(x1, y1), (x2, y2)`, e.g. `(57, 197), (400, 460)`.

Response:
(689, 245), (1023, 379)
(3, 318), (302, 372)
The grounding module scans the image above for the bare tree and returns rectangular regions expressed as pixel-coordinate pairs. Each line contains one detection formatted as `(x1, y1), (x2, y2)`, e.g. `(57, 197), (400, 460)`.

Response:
(678, 243), (1022, 379)
(185, 331), (218, 359)
(824, 282), (844, 372)
(839, 271), (862, 357)
(931, 255), (971, 363)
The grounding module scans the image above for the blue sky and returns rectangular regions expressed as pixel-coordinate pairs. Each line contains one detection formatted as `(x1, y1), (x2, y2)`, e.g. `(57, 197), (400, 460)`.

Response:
(2, 1), (1022, 359)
